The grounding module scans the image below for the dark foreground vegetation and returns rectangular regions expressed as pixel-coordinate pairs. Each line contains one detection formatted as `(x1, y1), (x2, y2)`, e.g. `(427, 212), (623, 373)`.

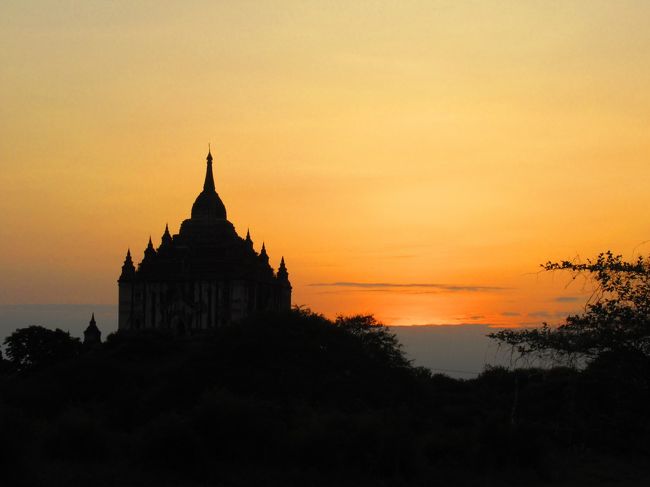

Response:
(1, 308), (649, 487)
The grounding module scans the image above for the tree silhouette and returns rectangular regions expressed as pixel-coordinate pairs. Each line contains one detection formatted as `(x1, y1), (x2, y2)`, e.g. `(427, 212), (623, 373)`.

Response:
(334, 314), (410, 368)
(490, 251), (650, 363)
(3, 325), (82, 371)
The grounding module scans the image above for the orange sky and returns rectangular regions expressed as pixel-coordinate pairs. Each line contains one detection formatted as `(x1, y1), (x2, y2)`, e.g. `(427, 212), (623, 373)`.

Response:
(2, 1), (650, 327)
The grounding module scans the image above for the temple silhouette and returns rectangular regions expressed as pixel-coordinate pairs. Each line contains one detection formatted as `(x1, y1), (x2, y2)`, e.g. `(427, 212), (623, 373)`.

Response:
(118, 149), (291, 332)
(83, 312), (102, 346)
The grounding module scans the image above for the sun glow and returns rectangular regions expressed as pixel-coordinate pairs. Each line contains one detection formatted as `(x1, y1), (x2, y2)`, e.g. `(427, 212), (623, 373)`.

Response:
(2, 1), (650, 329)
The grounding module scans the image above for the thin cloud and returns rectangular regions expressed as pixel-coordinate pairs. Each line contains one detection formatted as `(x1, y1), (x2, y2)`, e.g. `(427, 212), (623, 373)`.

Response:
(309, 282), (507, 293)
(518, 321), (552, 327)
(501, 311), (521, 317)
(554, 296), (580, 303)
(528, 310), (551, 318)
(389, 323), (499, 328)
(527, 310), (574, 320)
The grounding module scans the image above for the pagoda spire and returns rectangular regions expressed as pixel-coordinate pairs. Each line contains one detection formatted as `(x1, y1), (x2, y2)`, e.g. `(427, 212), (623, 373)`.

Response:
(245, 228), (253, 247)
(191, 147), (227, 220)
(203, 148), (215, 192)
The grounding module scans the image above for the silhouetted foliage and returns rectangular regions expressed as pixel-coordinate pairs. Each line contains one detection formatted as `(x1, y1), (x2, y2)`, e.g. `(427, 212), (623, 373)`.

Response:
(0, 349), (13, 375)
(334, 314), (410, 369)
(489, 251), (650, 364)
(0, 308), (648, 486)
(3, 325), (82, 371)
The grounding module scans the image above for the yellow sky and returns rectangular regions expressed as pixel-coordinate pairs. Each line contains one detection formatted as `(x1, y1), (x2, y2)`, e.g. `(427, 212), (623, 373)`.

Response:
(2, 1), (650, 326)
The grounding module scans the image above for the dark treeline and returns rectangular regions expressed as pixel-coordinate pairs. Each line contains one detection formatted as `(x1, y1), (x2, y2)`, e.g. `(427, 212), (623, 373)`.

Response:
(1, 309), (649, 487)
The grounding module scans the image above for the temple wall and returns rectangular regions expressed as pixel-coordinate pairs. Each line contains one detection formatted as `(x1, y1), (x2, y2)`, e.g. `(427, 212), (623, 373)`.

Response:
(118, 281), (134, 330)
(119, 276), (291, 332)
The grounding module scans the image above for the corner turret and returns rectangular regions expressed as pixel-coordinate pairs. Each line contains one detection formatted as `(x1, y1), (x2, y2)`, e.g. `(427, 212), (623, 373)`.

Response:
(276, 256), (292, 309)
(142, 236), (156, 261)
(159, 223), (174, 251)
(119, 249), (136, 281)
(259, 242), (270, 266)
(277, 256), (289, 281)
(118, 249), (136, 331)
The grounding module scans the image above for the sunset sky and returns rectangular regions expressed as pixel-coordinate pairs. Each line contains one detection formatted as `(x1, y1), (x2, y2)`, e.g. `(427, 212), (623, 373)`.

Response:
(2, 1), (650, 329)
